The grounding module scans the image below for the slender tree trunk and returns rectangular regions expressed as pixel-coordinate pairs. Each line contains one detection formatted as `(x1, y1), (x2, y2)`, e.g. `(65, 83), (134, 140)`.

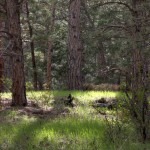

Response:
(0, 18), (5, 92)
(96, 42), (106, 83)
(46, 38), (52, 89)
(2, 19), (12, 83)
(25, 1), (38, 90)
(0, 54), (4, 92)
(0, 46), (4, 93)
(6, 0), (27, 106)
(46, 2), (56, 90)
(68, 0), (83, 90)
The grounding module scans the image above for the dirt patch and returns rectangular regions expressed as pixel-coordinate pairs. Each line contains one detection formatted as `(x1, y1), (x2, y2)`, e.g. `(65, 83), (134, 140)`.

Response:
(0, 98), (70, 118)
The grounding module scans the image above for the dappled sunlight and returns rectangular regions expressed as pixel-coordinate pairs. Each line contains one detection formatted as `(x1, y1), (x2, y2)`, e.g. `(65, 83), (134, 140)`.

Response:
(0, 116), (104, 150)
(0, 90), (149, 149)
(1, 90), (122, 102)
(0, 92), (12, 99)
(26, 90), (121, 104)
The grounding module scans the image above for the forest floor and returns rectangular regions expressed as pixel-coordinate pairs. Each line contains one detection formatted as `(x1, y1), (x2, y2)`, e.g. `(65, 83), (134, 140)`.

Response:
(0, 91), (150, 150)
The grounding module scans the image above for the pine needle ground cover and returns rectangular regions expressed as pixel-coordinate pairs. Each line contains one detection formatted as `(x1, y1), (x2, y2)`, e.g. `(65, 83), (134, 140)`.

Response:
(0, 91), (149, 150)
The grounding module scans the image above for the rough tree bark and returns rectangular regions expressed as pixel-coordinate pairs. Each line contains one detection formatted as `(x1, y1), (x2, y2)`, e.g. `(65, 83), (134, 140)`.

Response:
(68, 0), (83, 90)
(6, 0), (27, 106)
(25, 0), (38, 90)
(129, 0), (149, 142)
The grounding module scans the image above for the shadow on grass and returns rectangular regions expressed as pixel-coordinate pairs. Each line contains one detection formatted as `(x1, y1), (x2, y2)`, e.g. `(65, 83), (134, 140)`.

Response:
(2, 117), (104, 150)
(1, 91), (149, 150)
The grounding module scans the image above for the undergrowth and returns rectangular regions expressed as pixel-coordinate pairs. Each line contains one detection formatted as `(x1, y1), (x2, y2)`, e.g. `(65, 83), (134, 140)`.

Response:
(0, 91), (149, 150)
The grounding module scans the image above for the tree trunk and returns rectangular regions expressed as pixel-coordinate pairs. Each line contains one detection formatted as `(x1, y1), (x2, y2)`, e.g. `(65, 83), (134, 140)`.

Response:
(46, 39), (52, 89)
(68, 0), (83, 90)
(6, 0), (27, 106)
(130, 0), (149, 142)
(0, 18), (5, 92)
(46, 2), (56, 90)
(96, 42), (106, 83)
(0, 55), (4, 92)
(25, 1), (38, 90)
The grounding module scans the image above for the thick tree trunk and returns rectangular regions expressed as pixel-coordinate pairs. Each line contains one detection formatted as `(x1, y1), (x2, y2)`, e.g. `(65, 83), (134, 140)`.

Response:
(68, 0), (83, 90)
(6, 0), (27, 106)
(130, 0), (149, 142)
(25, 1), (38, 90)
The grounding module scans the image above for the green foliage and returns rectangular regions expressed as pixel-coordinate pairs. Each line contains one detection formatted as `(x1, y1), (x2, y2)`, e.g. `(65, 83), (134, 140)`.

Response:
(21, 0), (134, 88)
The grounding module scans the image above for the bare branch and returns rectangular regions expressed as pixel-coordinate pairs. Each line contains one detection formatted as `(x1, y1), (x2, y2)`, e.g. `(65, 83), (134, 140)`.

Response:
(0, 30), (12, 37)
(101, 25), (128, 33)
(93, 1), (134, 13)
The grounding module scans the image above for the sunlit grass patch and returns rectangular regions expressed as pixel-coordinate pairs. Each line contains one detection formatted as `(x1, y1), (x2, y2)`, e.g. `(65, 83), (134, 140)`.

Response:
(0, 115), (105, 150)
(26, 90), (123, 104)
(1, 90), (123, 101)
(0, 92), (12, 99)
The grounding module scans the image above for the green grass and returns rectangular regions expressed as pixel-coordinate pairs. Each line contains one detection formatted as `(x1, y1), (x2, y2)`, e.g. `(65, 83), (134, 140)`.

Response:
(1, 90), (123, 101)
(0, 115), (105, 150)
(0, 92), (12, 99)
(0, 91), (150, 150)
(0, 109), (104, 150)
(26, 90), (123, 106)
(27, 90), (121, 99)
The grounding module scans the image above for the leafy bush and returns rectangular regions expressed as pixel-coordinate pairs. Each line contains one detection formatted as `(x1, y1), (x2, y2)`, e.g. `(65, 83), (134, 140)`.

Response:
(104, 117), (128, 139)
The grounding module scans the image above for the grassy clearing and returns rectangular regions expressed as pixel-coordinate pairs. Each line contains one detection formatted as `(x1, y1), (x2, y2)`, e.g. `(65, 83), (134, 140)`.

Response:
(26, 90), (123, 106)
(26, 90), (121, 99)
(0, 91), (150, 150)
